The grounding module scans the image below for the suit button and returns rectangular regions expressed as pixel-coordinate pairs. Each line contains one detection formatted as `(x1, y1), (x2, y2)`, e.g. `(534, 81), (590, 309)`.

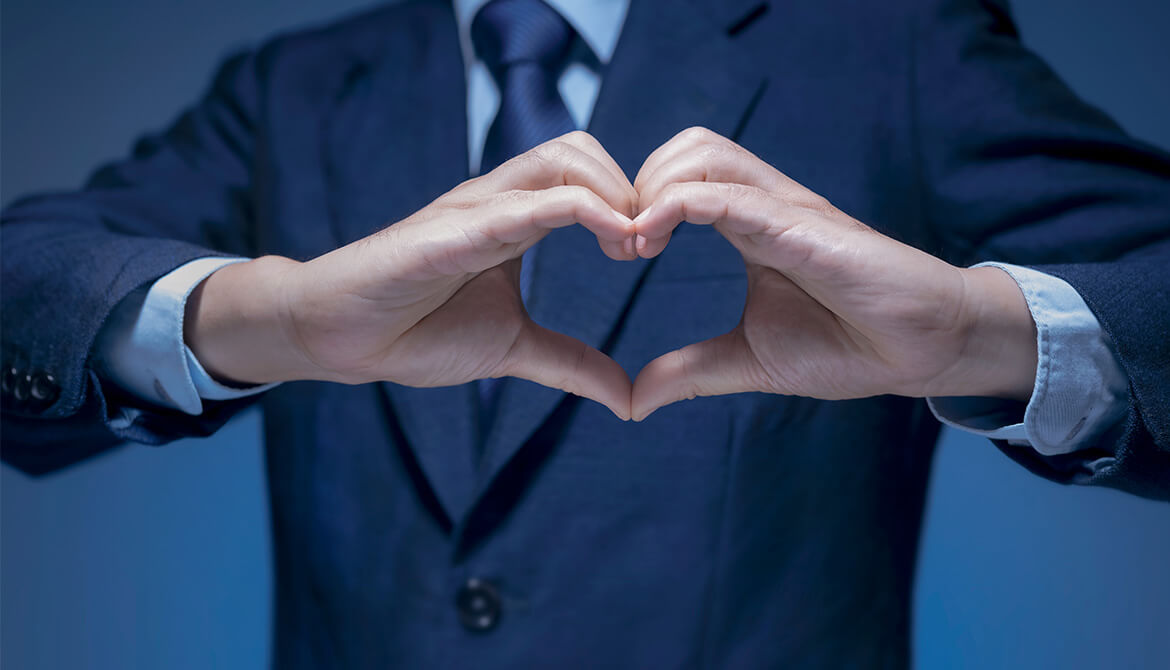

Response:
(456, 578), (501, 632)
(12, 373), (32, 404)
(1, 367), (17, 395)
(29, 372), (60, 410)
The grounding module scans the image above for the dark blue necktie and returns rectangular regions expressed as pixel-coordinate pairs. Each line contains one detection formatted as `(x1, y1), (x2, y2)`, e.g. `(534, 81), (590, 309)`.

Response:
(472, 0), (579, 445)
(473, 0), (578, 174)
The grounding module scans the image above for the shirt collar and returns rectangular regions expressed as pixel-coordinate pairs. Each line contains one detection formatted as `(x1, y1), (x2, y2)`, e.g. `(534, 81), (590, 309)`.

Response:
(454, 0), (628, 67)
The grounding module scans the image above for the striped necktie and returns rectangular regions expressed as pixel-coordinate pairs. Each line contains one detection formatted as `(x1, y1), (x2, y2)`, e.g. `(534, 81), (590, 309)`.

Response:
(472, 0), (580, 445)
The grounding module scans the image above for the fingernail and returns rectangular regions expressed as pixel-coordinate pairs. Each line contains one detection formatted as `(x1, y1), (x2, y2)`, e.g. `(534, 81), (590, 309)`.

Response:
(623, 236), (637, 258)
(635, 235), (647, 254)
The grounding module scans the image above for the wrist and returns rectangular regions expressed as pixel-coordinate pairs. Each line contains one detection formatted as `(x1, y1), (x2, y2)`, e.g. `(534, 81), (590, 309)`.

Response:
(929, 266), (1038, 401)
(184, 255), (318, 385)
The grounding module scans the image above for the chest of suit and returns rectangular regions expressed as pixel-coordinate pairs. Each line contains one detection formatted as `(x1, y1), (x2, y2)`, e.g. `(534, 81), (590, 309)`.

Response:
(248, 0), (937, 665)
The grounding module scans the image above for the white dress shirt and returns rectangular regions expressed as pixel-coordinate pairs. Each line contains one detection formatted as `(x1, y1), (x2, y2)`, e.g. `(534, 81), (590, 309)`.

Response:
(94, 0), (1129, 456)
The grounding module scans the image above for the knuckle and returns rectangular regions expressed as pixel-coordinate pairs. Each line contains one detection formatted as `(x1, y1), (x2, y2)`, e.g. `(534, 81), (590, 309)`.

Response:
(512, 150), (544, 174)
(562, 183), (589, 195)
(656, 183), (686, 211)
(797, 193), (836, 217)
(451, 174), (481, 192)
(693, 143), (732, 176)
(660, 181), (688, 201)
(557, 184), (594, 205)
(563, 129), (594, 145)
(724, 182), (758, 201)
(515, 144), (559, 175)
(495, 188), (533, 208)
(696, 141), (730, 161)
(681, 126), (716, 144)
(535, 139), (575, 164)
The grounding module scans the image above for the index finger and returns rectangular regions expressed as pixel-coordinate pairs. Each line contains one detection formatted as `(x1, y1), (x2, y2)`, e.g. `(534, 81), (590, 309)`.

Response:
(557, 131), (638, 217)
(635, 127), (802, 209)
(468, 133), (638, 218)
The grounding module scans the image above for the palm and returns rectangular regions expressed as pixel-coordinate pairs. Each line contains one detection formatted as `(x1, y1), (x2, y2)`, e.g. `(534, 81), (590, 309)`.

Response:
(736, 242), (966, 400)
(287, 226), (531, 386)
(378, 262), (529, 387)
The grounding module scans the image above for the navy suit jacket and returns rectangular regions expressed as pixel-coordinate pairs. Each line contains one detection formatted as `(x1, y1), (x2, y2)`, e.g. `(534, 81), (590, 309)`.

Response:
(3, 0), (1169, 666)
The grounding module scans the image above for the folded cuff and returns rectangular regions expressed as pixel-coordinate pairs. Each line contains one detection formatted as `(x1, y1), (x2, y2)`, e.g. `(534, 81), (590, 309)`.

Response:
(928, 262), (1129, 456)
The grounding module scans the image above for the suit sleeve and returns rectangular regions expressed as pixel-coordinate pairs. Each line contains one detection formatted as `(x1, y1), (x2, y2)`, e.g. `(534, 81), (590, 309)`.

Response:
(1, 50), (266, 474)
(911, 0), (1170, 499)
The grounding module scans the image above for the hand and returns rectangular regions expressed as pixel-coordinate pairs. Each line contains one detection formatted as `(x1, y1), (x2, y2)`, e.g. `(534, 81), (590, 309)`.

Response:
(186, 132), (639, 419)
(629, 128), (1038, 421)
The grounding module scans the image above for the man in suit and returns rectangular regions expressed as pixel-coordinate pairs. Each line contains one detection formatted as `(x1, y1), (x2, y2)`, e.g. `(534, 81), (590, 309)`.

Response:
(2, 0), (1168, 666)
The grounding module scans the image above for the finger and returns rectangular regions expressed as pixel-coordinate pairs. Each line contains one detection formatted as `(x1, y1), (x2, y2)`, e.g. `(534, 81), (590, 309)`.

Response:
(633, 181), (778, 248)
(555, 131), (638, 217)
(484, 185), (634, 242)
(633, 230), (672, 259)
(633, 126), (716, 199)
(634, 127), (822, 217)
(599, 235), (639, 262)
(411, 185), (634, 275)
(471, 134), (637, 218)
(635, 137), (793, 210)
(447, 185), (634, 271)
(500, 320), (632, 420)
(630, 328), (764, 422)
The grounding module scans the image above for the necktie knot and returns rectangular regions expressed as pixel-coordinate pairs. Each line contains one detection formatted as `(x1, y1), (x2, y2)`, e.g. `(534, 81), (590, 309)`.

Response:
(471, 0), (575, 73)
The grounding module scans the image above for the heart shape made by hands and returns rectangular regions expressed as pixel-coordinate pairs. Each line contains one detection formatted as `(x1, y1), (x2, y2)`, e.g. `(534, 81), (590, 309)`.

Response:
(257, 128), (1030, 428)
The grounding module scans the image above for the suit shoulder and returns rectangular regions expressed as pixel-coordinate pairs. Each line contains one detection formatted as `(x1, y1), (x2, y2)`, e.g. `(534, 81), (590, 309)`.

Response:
(253, 0), (450, 66)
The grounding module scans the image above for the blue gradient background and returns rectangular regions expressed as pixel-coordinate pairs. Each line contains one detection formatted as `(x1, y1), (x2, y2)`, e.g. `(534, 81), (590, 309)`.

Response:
(2, 1), (1168, 667)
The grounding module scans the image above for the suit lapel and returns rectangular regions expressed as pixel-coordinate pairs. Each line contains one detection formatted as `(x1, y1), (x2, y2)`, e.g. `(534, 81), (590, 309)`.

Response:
(323, 0), (479, 523)
(477, 0), (770, 487)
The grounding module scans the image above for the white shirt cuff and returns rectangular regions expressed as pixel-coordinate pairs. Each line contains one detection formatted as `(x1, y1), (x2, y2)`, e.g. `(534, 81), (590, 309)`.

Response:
(93, 257), (278, 415)
(928, 263), (1129, 456)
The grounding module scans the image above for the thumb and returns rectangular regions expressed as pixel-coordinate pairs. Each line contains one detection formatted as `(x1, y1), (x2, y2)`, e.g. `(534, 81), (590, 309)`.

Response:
(498, 320), (633, 420)
(631, 328), (763, 422)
